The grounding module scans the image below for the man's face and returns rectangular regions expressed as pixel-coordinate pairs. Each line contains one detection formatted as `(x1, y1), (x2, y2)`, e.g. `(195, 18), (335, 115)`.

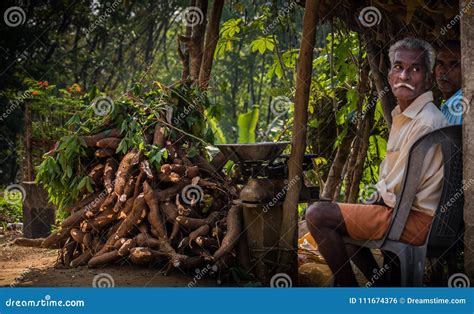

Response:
(388, 48), (431, 105)
(435, 48), (462, 99)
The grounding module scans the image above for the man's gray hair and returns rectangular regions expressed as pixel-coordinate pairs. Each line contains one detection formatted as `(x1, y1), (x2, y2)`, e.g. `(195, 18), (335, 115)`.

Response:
(388, 37), (436, 74)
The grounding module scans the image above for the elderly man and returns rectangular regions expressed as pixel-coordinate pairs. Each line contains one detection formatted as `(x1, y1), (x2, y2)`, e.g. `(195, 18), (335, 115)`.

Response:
(435, 40), (463, 125)
(305, 38), (448, 286)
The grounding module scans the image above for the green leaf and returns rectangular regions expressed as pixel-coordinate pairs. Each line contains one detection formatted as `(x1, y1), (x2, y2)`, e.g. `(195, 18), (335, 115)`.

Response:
(334, 128), (348, 149)
(237, 107), (260, 143)
(187, 146), (199, 158)
(77, 177), (87, 190)
(206, 111), (226, 144)
(250, 36), (275, 54)
(66, 166), (73, 178)
(85, 177), (94, 193)
(267, 58), (283, 79)
(220, 18), (242, 39)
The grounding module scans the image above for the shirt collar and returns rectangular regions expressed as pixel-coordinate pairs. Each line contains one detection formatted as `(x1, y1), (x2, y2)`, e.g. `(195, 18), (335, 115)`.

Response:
(445, 89), (462, 105)
(391, 91), (434, 119)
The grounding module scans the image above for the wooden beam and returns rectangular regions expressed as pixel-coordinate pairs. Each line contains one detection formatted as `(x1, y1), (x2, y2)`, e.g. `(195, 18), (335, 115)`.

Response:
(461, 0), (474, 279)
(277, 0), (320, 279)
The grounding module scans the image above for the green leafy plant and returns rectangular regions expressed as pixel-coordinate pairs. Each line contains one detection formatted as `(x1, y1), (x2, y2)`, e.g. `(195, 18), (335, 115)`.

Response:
(0, 191), (23, 224)
(35, 81), (220, 214)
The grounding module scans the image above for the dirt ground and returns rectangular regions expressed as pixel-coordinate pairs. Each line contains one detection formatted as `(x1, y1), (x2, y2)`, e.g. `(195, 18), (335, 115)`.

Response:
(0, 232), (216, 287)
(0, 227), (378, 288)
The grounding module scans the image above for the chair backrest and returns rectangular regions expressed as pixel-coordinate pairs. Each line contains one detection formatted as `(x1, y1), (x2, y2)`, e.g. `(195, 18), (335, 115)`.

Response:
(427, 126), (463, 251)
(385, 126), (463, 247)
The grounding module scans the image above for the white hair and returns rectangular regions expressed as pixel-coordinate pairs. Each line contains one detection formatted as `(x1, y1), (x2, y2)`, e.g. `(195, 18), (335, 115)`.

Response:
(388, 37), (436, 78)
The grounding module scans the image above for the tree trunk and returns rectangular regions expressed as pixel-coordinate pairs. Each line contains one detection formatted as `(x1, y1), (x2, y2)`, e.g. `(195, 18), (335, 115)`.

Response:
(23, 103), (33, 181)
(277, 0), (320, 279)
(199, 0), (224, 89)
(365, 34), (396, 128)
(321, 129), (355, 200)
(461, 0), (474, 279)
(347, 104), (375, 203)
(178, 0), (196, 80)
(343, 136), (359, 202)
(189, 0), (208, 81)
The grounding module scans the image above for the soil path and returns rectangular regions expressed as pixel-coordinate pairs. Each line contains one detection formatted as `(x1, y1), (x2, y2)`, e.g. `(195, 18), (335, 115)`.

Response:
(0, 233), (215, 287)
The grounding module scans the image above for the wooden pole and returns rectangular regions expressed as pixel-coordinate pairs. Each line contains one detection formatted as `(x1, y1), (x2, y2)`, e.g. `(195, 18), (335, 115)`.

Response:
(461, 0), (474, 279)
(277, 0), (320, 278)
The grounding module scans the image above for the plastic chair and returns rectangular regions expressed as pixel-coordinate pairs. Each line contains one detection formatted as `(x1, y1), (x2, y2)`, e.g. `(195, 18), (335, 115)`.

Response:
(344, 125), (463, 286)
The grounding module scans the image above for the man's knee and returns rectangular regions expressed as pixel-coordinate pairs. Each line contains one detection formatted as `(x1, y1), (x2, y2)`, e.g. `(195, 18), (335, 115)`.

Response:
(305, 202), (335, 228)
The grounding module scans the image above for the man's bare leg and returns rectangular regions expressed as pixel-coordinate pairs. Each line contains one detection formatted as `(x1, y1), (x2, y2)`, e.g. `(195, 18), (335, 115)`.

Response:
(305, 202), (358, 286)
(345, 244), (388, 286)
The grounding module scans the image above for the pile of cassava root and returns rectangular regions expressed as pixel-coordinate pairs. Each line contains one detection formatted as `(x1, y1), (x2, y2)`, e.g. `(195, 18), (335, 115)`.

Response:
(16, 123), (245, 282)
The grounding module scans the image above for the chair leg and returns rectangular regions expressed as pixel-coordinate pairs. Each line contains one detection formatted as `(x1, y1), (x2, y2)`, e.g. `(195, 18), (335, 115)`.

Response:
(398, 248), (416, 287)
(412, 247), (427, 287)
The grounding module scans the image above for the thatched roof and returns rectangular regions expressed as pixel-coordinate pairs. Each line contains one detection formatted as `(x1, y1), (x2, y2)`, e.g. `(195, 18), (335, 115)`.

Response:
(300, 0), (464, 43)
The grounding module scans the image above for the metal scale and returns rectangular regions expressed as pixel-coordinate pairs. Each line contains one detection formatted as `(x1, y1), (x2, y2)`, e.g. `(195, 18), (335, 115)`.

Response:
(216, 142), (319, 284)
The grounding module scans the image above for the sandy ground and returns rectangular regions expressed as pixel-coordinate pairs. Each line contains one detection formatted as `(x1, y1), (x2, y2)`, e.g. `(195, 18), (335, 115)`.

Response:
(0, 232), (216, 287)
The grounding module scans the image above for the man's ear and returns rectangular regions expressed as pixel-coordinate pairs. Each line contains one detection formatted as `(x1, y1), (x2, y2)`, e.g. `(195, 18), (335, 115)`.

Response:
(387, 70), (393, 86)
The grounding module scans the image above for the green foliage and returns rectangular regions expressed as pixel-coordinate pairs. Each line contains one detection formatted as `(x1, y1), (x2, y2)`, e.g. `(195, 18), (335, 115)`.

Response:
(36, 81), (219, 211)
(3, 1), (391, 211)
(0, 192), (23, 224)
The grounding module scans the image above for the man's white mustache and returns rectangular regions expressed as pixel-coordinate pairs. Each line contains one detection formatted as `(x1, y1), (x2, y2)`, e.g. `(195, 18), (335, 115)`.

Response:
(394, 83), (415, 91)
